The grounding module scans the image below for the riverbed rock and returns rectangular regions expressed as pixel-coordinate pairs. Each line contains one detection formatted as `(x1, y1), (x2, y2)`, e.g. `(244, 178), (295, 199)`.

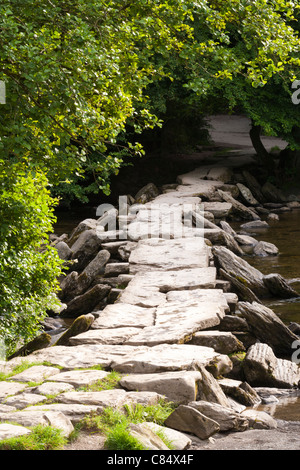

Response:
(261, 181), (287, 203)
(219, 269), (262, 303)
(263, 273), (299, 298)
(242, 171), (265, 203)
(119, 371), (202, 404)
(212, 246), (268, 297)
(69, 327), (142, 346)
(196, 365), (231, 408)
(91, 303), (155, 329)
(243, 342), (300, 388)
(253, 241), (279, 257)
(188, 400), (249, 432)
(238, 302), (299, 356)
(240, 409), (277, 429)
(236, 183), (259, 206)
(217, 189), (260, 220)
(218, 378), (261, 406)
(190, 331), (245, 355)
(134, 183), (160, 204)
(127, 422), (169, 450)
(70, 229), (103, 271)
(60, 284), (111, 318)
(55, 241), (73, 260)
(54, 314), (95, 346)
(165, 404), (220, 440)
(144, 422), (192, 450)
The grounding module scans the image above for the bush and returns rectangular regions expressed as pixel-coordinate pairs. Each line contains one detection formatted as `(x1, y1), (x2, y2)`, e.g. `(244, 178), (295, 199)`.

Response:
(0, 162), (63, 357)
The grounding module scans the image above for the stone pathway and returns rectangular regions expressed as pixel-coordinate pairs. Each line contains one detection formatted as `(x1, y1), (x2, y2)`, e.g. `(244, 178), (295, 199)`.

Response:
(0, 161), (292, 448)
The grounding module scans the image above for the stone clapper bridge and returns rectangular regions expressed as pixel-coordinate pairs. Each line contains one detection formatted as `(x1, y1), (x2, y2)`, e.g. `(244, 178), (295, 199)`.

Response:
(0, 165), (290, 447)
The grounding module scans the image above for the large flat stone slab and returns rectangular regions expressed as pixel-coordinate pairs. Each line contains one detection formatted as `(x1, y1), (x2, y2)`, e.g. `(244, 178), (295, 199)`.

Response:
(129, 237), (209, 273)
(166, 288), (229, 312)
(69, 327), (142, 346)
(48, 369), (109, 387)
(124, 299), (225, 346)
(91, 303), (156, 329)
(8, 365), (60, 383)
(7, 345), (149, 370)
(6, 404), (102, 424)
(0, 423), (31, 441)
(110, 344), (225, 374)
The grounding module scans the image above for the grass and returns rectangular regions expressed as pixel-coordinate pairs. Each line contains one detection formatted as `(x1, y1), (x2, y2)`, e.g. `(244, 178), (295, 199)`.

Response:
(0, 360), (61, 381)
(79, 400), (177, 450)
(77, 370), (122, 392)
(0, 425), (67, 450)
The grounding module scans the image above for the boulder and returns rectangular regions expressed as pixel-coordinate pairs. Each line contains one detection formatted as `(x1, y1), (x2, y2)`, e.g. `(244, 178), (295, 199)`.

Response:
(134, 183), (160, 204)
(7, 332), (52, 359)
(144, 422), (192, 450)
(236, 183), (259, 206)
(217, 189), (260, 220)
(241, 409), (277, 429)
(188, 400), (249, 432)
(55, 241), (73, 260)
(196, 365), (231, 408)
(243, 342), (300, 388)
(218, 378), (261, 406)
(240, 220), (269, 231)
(253, 241), (279, 257)
(70, 229), (103, 270)
(242, 171), (265, 203)
(212, 246), (268, 297)
(190, 331), (245, 355)
(119, 371), (202, 404)
(261, 181), (287, 203)
(219, 268), (262, 303)
(55, 314), (95, 346)
(164, 405), (220, 440)
(60, 284), (111, 318)
(127, 423), (169, 450)
(238, 302), (299, 356)
(263, 273), (299, 298)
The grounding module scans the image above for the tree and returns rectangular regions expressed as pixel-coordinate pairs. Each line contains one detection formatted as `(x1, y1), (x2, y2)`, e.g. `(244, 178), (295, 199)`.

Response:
(0, 162), (63, 356)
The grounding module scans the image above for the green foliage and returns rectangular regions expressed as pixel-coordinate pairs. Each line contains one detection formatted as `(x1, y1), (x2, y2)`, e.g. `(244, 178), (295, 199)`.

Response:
(0, 162), (63, 356)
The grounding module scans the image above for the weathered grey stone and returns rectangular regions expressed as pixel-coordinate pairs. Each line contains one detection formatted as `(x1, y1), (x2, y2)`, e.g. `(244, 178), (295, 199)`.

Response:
(33, 382), (75, 396)
(73, 249), (111, 294)
(104, 262), (130, 277)
(0, 423), (31, 441)
(0, 410), (74, 437)
(203, 202), (232, 218)
(212, 246), (268, 297)
(70, 229), (103, 270)
(111, 344), (226, 375)
(0, 382), (27, 400)
(243, 342), (300, 388)
(219, 268), (262, 303)
(68, 218), (98, 246)
(236, 183), (259, 206)
(188, 400), (249, 432)
(263, 273), (299, 298)
(60, 284), (111, 318)
(144, 422), (192, 450)
(134, 183), (160, 204)
(91, 303), (155, 329)
(119, 371), (202, 404)
(56, 389), (127, 408)
(8, 365), (60, 383)
(69, 327), (142, 346)
(124, 299), (225, 347)
(190, 331), (245, 355)
(242, 171), (265, 203)
(129, 237), (209, 273)
(218, 378), (261, 406)
(7, 405), (101, 424)
(261, 181), (286, 203)
(165, 404), (220, 440)
(49, 369), (109, 387)
(234, 234), (258, 247)
(238, 302), (299, 356)
(218, 189), (260, 220)
(55, 241), (73, 260)
(127, 422), (169, 450)
(4, 393), (47, 409)
(241, 409), (277, 429)
(196, 365), (231, 408)
(7, 333), (52, 359)
(55, 314), (95, 346)
(253, 241), (279, 257)
(240, 220), (269, 231)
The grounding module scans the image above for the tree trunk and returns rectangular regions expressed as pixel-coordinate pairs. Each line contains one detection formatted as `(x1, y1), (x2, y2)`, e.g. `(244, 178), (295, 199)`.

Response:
(249, 123), (274, 169)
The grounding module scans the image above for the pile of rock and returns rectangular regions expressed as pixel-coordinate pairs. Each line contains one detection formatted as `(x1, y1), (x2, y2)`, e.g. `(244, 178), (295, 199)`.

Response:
(1, 164), (300, 449)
